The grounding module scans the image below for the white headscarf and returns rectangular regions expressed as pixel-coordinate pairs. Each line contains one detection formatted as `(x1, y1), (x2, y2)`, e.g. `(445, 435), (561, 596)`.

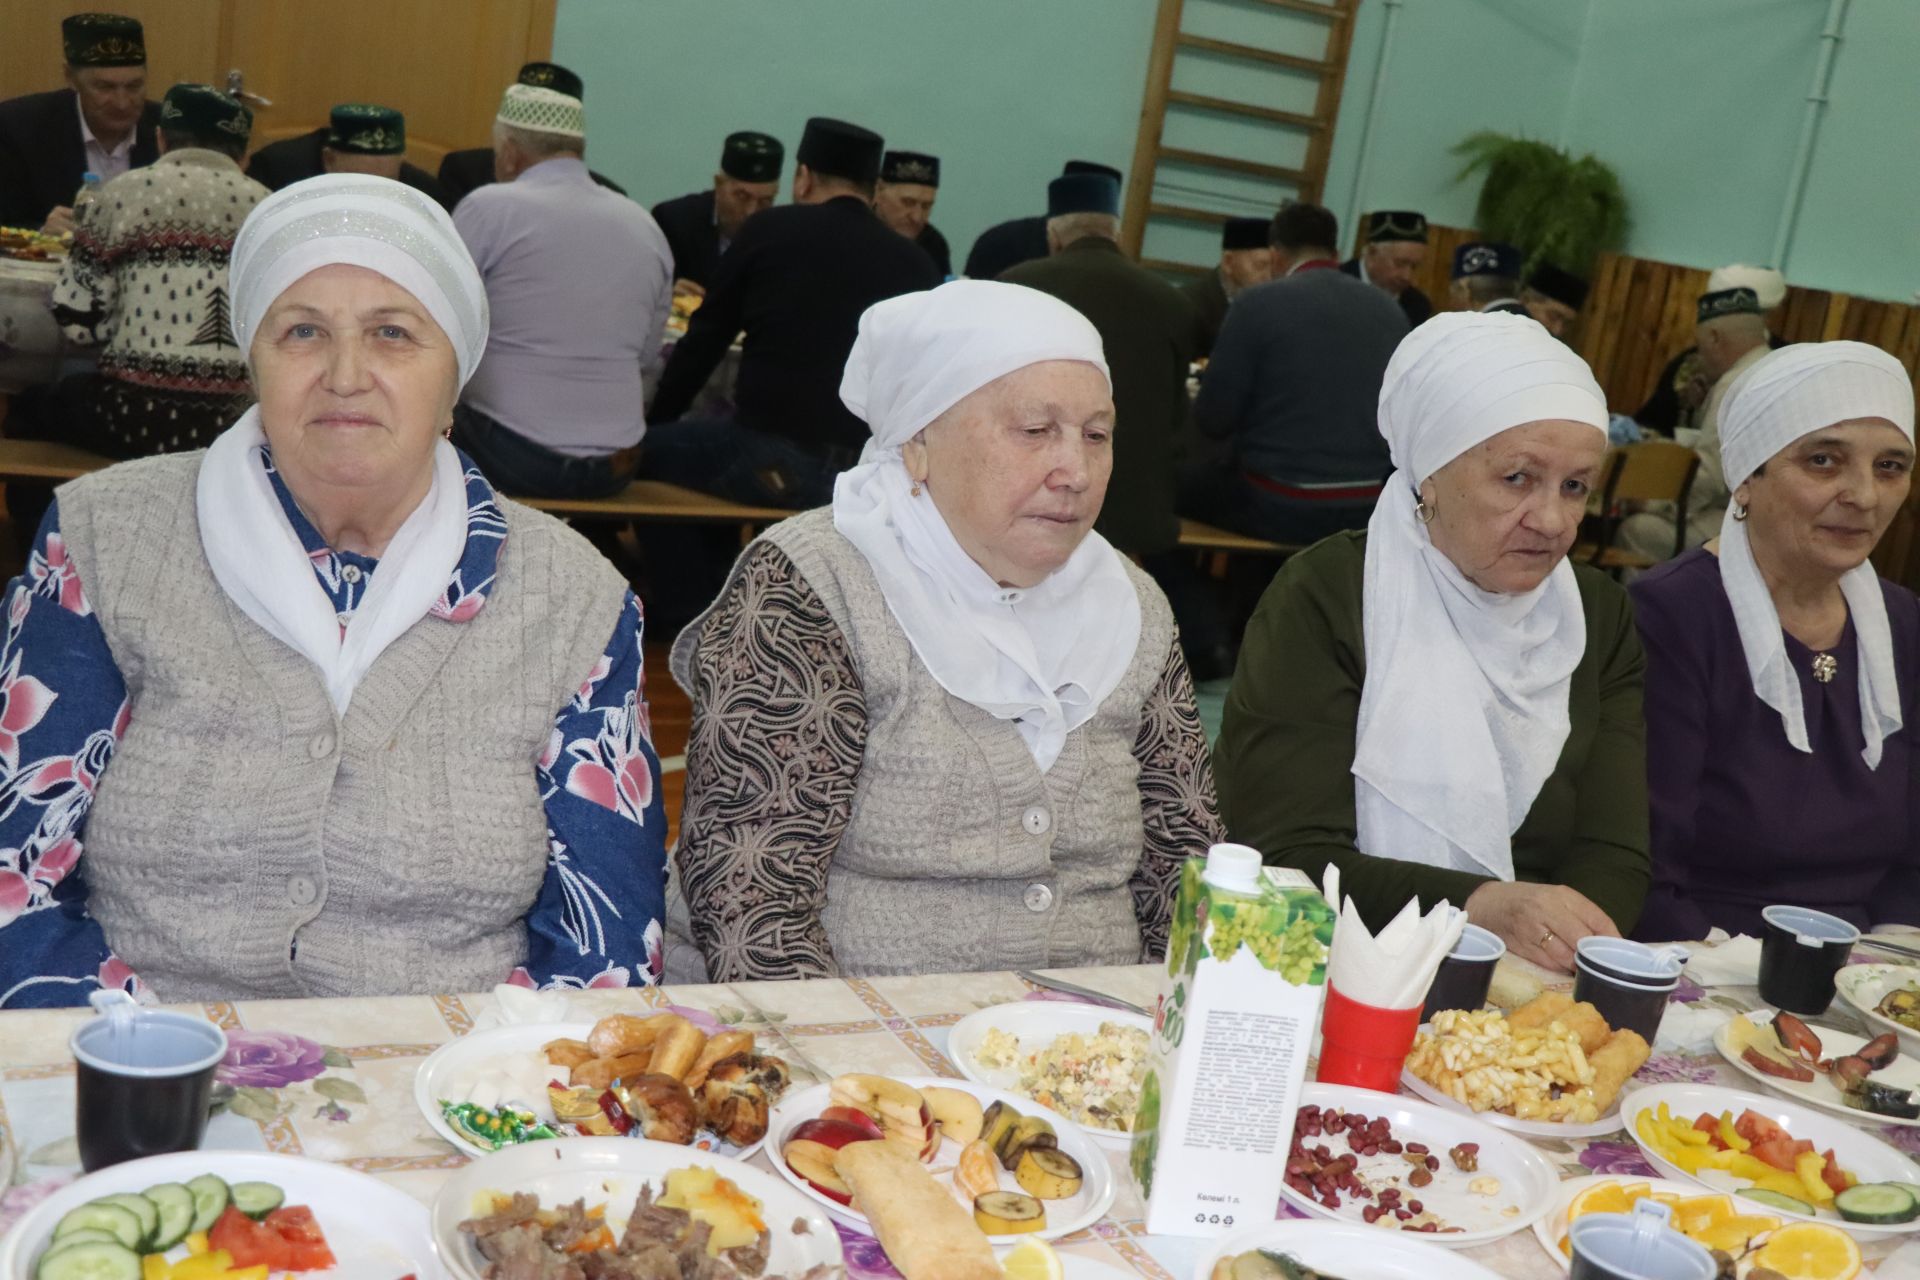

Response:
(1354, 312), (1610, 881)
(199, 174), (490, 715)
(833, 280), (1140, 771)
(1715, 341), (1916, 767)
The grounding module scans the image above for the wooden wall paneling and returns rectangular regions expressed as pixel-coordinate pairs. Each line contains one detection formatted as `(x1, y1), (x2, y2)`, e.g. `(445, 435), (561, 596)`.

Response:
(1, 1), (225, 103)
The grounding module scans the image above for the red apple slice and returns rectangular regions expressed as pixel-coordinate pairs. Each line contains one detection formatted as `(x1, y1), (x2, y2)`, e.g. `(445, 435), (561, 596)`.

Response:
(829, 1074), (937, 1153)
(820, 1106), (886, 1140)
(784, 1136), (856, 1205)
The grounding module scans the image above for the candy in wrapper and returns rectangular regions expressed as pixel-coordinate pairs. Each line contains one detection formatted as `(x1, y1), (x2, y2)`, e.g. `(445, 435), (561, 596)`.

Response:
(440, 1099), (558, 1150)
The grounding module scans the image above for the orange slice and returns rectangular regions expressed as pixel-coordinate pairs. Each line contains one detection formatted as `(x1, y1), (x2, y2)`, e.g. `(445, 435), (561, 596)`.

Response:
(1753, 1222), (1863, 1280)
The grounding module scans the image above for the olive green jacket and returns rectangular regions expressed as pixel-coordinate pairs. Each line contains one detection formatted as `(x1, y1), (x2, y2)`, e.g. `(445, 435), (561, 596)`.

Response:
(1214, 531), (1651, 933)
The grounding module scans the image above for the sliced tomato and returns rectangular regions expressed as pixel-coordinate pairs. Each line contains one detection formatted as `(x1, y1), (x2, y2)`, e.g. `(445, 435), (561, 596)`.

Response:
(210, 1205), (290, 1270)
(1734, 1109), (1790, 1147)
(265, 1206), (337, 1272)
(1820, 1148), (1850, 1194)
(1693, 1113), (1720, 1133)
(1750, 1137), (1817, 1172)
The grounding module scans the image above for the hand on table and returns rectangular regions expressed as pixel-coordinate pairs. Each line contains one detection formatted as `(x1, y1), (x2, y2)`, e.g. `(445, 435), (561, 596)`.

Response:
(1465, 881), (1618, 972)
(40, 207), (74, 237)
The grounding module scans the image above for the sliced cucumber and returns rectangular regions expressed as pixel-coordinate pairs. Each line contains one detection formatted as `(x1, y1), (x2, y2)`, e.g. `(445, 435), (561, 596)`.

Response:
(89, 1195), (157, 1249)
(140, 1182), (195, 1251)
(1836, 1181), (1920, 1224)
(228, 1180), (285, 1220)
(184, 1174), (230, 1233)
(1739, 1188), (1817, 1216)
(49, 1203), (142, 1251)
(33, 1239), (141, 1280)
(35, 1230), (118, 1251)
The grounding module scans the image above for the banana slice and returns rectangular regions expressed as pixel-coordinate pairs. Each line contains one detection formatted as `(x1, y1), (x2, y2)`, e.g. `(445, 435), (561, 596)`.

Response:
(974, 1190), (1047, 1234)
(1014, 1147), (1084, 1200)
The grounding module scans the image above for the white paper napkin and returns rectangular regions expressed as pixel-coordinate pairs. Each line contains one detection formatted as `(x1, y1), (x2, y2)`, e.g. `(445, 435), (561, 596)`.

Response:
(1321, 866), (1467, 1010)
(1652, 1001), (1728, 1053)
(469, 983), (574, 1033)
(1679, 933), (1762, 989)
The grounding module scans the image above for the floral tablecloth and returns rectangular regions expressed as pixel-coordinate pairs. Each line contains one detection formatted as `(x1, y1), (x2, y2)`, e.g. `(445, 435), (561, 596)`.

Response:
(7, 959), (1920, 1278)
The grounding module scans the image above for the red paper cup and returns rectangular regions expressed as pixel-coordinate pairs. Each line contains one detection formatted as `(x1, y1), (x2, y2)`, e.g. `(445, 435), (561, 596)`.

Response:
(1315, 985), (1422, 1093)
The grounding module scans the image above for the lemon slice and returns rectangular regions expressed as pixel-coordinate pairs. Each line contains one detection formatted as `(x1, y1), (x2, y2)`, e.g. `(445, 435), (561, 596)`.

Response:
(1001, 1238), (1064, 1280)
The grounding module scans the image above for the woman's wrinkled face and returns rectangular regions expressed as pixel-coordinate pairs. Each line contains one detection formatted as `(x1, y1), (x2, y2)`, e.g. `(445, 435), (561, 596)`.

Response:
(1420, 420), (1606, 594)
(250, 263), (457, 495)
(907, 360), (1114, 588)
(1737, 419), (1913, 581)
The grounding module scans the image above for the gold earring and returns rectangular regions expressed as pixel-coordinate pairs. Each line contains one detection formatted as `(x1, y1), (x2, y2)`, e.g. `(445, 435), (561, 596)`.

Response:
(910, 480), (922, 497)
(1415, 498), (1435, 524)
(1732, 504), (1749, 522)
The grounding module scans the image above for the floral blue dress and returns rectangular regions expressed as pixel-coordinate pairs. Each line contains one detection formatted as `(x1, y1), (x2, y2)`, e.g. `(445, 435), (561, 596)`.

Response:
(0, 448), (667, 1007)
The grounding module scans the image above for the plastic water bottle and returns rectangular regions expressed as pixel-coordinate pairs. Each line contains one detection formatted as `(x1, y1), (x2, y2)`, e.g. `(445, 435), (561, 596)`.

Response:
(72, 172), (101, 226)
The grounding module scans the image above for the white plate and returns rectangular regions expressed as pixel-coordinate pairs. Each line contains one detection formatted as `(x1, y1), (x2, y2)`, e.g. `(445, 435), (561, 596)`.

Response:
(414, 1021), (764, 1160)
(432, 1136), (840, 1280)
(1529, 1174), (1767, 1272)
(0, 1151), (436, 1280)
(1622, 1081), (1920, 1238)
(1837, 964), (1920, 1057)
(1193, 1219), (1506, 1280)
(766, 1076), (1115, 1243)
(948, 1001), (1152, 1151)
(1715, 1009), (1920, 1127)
(1399, 1024), (1630, 1139)
(1276, 1082), (1558, 1248)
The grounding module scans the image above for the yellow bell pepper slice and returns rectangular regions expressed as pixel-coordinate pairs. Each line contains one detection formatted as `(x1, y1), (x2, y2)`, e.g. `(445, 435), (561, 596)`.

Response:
(167, 1250), (238, 1280)
(141, 1255), (170, 1280)
(1717, 1111), (1750, 1152)
(1671, 1121), (1713, 1146)
(183, 1232), (209, 1256)
(224, 1269), (269, 1280)
(1795, 1151), (1836, 1204)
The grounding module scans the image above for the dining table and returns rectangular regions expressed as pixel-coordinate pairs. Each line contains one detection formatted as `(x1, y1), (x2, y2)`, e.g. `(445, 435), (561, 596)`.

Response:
(7, 949), (1920, 1279)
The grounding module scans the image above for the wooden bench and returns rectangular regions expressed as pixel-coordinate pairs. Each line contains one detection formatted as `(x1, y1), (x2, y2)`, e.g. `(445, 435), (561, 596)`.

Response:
(0, 437), (1292, 557)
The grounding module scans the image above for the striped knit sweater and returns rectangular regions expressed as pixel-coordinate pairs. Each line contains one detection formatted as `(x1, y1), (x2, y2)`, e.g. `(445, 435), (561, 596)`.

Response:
(50, 148), (268, 396)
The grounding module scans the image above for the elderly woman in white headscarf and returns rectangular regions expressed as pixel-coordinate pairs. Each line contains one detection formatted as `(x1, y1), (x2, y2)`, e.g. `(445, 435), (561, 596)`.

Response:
(1633, 342), (1918, 940)
(1216, 312), (1649, 971)
(0, 175), (668, 1009)
(670, 279), (1224, 982)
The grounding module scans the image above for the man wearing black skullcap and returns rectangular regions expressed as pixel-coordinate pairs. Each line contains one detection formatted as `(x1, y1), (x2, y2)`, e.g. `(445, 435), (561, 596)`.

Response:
(874, 150), (949, 276)
(1001, 172), (1208, 647)
(1340, 210), (1433, 327)
(0, 13), (160, 233)
(1520, 261), (1589, 340)
(1448, 241), (1528, 315)
(438, 62), (627, 209)
(642, 116), (940, 631)
(651, 131), (785, 292)
(245, 103), (451, 209)
(1183, 216), (1273, 357)
(7, 84), (269, 544)
(963, 160), (1120, 280)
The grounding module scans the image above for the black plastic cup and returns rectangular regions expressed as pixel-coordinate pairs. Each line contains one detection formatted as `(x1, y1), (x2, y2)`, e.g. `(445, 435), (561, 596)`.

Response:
(1573, 953), (1676, 1044)
(1421, 924), (1506, 1022)
(1575, 937), (1687, 987)
(70, 1008), (227, 1172)
(1759, 904), (1860, 1015)
(1569, 1200), (1718, 1280)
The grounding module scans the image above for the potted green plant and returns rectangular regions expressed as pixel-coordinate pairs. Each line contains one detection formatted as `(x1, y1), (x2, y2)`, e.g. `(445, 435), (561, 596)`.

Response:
(1451, 131), (1630, 274)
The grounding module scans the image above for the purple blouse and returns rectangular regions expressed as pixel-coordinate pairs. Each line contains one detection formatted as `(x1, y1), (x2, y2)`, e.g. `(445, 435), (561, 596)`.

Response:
(1631, 548), (1920, 940)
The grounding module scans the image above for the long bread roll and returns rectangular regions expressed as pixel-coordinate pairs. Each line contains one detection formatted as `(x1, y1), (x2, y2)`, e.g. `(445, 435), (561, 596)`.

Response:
(834, 1140), (1000, 1280)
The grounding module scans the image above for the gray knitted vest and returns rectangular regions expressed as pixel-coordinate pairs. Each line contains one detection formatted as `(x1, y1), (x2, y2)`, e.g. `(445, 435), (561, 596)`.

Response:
(56, 453), (630, 1001)
(674, 508), (1174, 976)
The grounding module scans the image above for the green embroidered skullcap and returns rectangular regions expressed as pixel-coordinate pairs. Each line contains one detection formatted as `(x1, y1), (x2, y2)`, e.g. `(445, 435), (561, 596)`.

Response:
(327, 104), (406, 156)
(63, 13), (145, 67)
(721, 132), (783, 183)
(516, 61), (583, 101)
(160, 84), (252, 144)
(495, 84), (585, 140)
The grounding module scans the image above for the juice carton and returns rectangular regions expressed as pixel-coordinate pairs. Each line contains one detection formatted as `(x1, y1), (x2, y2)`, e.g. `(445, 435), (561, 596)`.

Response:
(1130, 843), (1334, 1238)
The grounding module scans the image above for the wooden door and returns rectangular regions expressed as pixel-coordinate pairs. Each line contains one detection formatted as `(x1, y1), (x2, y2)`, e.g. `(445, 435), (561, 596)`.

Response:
(2, 0), (556, 175)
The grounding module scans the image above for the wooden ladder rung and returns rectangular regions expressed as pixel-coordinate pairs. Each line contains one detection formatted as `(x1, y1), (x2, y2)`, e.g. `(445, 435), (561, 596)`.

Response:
(1148, 202), (1236, 226)
(1175, 33), (1333, 75)
(1141, 257), (1211, 278)
(1155, 146), (1307, 185)
(1165, 89), (1324, 131)
(1239, 0), (1349, 18)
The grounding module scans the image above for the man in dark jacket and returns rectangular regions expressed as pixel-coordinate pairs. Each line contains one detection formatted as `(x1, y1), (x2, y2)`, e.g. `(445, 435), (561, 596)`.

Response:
(1002, 173), (1201, 559)
(1182, 216), (1274, 357)
(246, 104), (450, 209)
(874, 150), (949, 276)
(437, 62), (626, 210)
(964, 159), (1120, 279)
(1339, 209), (1433, 328)
(650, 131), (783, 292)
(0, 13), (159, 233)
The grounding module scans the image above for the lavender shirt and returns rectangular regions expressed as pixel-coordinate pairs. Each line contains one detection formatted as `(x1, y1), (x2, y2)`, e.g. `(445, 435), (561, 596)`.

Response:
(1631, 548), (1920, 940)
(454, 156), (673, 457)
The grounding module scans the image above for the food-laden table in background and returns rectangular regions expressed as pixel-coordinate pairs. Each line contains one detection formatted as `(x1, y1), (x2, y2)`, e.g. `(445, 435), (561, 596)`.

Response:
(0, 257), (66, 397)
(6, 956), (1920, 1278)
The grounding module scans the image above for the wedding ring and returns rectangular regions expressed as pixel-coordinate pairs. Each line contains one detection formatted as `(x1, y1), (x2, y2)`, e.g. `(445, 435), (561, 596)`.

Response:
(1539, 928), (1557, 948)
